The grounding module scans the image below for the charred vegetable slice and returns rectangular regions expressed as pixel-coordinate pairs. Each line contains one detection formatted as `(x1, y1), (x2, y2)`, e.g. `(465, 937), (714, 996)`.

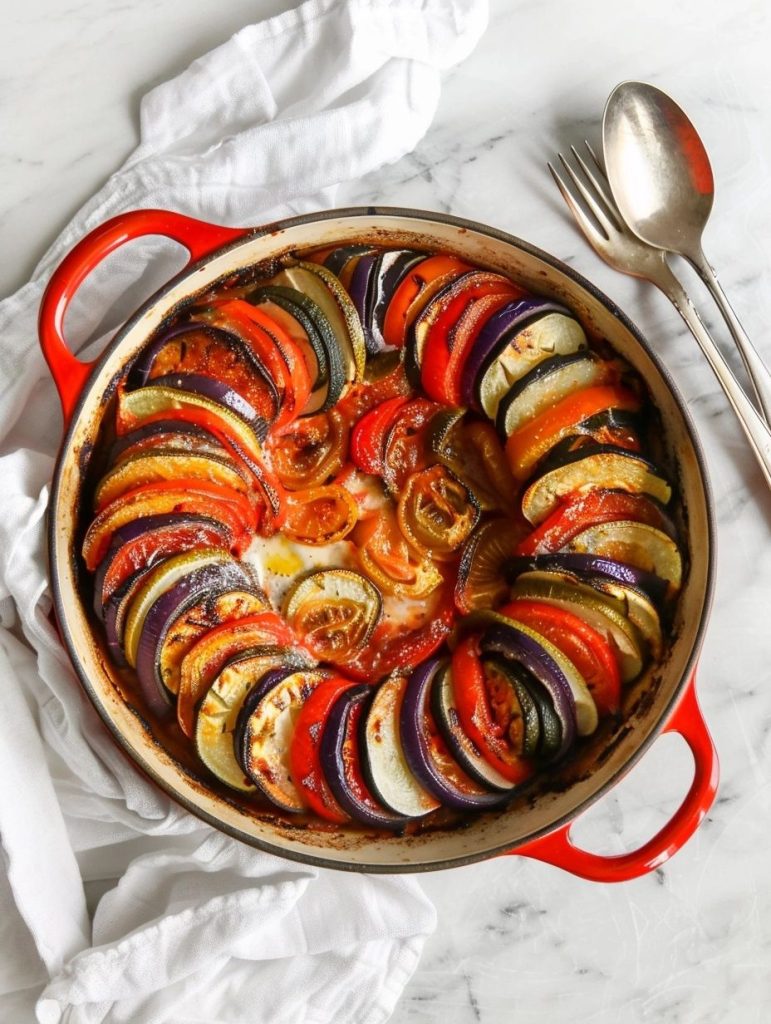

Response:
(355, 510), (443, 599)
(93, 450), (249, 510)
(566, 520), (683, 594)
(431, 661), (521, 790)
(238, 668), (327, 812)
(282, 486), (359, 545)
(397, 465), (480, 560)
(267, 410), (348, 491)
(508, 571), (645, 683)
(195, 645), (300, 792)
(521, 445), (672, 525)
(283, 569), (382, 663)
(361, 673), (441, 817)
(455, 518), (525, 613)
(496, 352), (610, 438)
(320, 685), (412, 828)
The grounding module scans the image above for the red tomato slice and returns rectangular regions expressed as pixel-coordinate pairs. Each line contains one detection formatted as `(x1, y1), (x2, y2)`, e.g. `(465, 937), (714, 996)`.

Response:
(267, 410), (348, 491)
(500, 599), (621, 716)
(450, 634), (533, 783)
(419, 276), (520, 403)
(381, 255), (472, 349)
(442, 291), (525, 406)
(381, 398), (440, 491)
(289, 675), (359, 823)
(515, 488), (674, 556)
(349, 396), (410, 476)
(283, 486), (358, 545)
(82, 480), (257, 570)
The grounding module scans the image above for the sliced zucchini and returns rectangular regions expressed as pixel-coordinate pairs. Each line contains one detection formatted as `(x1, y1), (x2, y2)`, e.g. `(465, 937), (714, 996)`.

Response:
(283, 568), (382, 663)
(195, 645), (301, 792)
(362, 673), (442, 815)
(478, 312), (587, 420)
(508, 570), (646, 683)
(93, 450), (248, 509)
(566, 520), (683, 594)
(521, 445), (672, 525)
(456, 518), (525, 613)
(480, 656), (541, 759)
(239, 668), (327, 812)
(587, 576), (664, 659)
(495, 352), (608, 438)
(272, 262), (366, 381)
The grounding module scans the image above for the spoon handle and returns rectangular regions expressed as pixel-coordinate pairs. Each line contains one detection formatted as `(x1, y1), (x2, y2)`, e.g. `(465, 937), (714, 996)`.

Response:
(688, 250), (771, 427)
(651, 264), (771, 488)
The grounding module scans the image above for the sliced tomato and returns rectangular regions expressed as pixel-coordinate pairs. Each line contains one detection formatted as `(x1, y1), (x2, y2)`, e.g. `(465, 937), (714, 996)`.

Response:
(500, 599), (621, 716)
(144, 324), (280, 422)
(95, 516), (232, 612)
(345, 587), (455, 681)
(283, 485), (359, 545)
(266, 410), (348, 491)
(349, 396), (410, 476)
(505, 384), (642, 480)
(381, 255), (472, 349)
(434, 417), (519, 513)
(176, 611), (295, 737)
(381, 398), (440, 491)
(353, 509), (443, 598)
(82, 480), (258, 571)
(289, 675), (359, 823)
(335, 360), (412, 423)
(515, 488), (674, 556)
(450, 634), (533, 783)
(421, 285), (522, 404)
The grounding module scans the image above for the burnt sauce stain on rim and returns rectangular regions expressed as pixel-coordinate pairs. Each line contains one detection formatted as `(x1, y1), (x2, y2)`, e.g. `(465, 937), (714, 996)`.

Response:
(47, 206), (716, 871)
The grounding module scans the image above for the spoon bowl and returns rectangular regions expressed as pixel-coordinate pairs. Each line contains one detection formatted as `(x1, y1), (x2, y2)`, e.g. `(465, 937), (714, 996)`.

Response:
(602, 80), (771, 424)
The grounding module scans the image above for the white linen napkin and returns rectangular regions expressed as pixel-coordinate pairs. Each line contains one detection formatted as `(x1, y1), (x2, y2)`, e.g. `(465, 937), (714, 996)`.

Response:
(0, 1), (488, 1021)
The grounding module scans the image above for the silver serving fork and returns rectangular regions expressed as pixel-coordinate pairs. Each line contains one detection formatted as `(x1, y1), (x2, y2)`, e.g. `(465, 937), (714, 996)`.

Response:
(548, 143), (771, 488)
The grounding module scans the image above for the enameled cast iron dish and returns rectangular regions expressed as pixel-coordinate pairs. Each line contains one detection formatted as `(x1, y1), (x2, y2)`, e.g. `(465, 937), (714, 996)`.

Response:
(40, 207), (719, 880)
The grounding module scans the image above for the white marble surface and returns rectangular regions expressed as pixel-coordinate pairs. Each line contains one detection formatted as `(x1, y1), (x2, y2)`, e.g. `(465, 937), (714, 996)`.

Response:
(3, 1), (771, 1022)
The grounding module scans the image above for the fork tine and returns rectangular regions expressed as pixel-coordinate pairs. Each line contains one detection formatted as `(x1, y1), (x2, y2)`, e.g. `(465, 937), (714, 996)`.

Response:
(556, 151), (616, 239)
(570, 143), (623, 229)
(547, 160), (609, 248)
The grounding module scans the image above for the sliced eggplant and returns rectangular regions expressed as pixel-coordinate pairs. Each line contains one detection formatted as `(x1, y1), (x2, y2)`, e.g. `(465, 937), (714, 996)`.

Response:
(504, 552), (669, 607)
(361, 674), (441, 816)
(195, 645), (299, 793)
(566, 520), (683, 594)
(495, 352), (609, 437)
(368, 250), (425, 352)
(122, 548), (233, 667)
(400, 659), (508, 810)
(283, 569), (382, 663)
(507, 570), (646, 682)
(521, 444), (672, 525)
(108, 419), (227, 465)
(431, 662), (519, 791)
(320, 684), (412, 829)
(150, 372), (266, 434)
(323, 244), (378, 278)
(238, 668), (327, 812)
(348, 252), (379, 351)
(473, 308), (586, 416)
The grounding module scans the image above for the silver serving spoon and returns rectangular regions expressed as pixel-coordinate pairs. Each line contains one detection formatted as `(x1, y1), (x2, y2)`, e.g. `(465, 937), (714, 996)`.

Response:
(602, 80), (771, 425)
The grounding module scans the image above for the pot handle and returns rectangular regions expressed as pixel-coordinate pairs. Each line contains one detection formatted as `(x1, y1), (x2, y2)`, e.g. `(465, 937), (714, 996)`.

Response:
(512, 673), (718, 882)
(38, 209), (249, 428)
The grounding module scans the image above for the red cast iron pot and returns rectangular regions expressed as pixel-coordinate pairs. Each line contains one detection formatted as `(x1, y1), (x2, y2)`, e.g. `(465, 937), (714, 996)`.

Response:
(40, 207), (718, 880)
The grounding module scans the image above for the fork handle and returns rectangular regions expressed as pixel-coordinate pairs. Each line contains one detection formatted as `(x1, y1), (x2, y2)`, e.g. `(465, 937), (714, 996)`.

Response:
(652, 264), (771, 488)
(687, 249), (771, 427)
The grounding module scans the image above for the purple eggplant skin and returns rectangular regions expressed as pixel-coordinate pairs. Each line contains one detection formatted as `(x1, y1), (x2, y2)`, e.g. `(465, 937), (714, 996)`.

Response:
(323, 244), (377, 278)
(504, 553), (669, 607)
(493, 350), (599, 437)
(149, 372), (267, 433)
(479, 625), (576, 761)
(320, 685), (412, 830)
(134, 560), (256, 718)
(348, 253), (380, 352)
(127, 323), (279, 412)
(234, 665), (299, 776)
(368, 251), (425, 353)
(461, 299), (570, 408)
(92, 514), (231, 620)
(108, 419), (226, 464)
(102, 567), (153, 669)
(400, 660), (510, 811)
